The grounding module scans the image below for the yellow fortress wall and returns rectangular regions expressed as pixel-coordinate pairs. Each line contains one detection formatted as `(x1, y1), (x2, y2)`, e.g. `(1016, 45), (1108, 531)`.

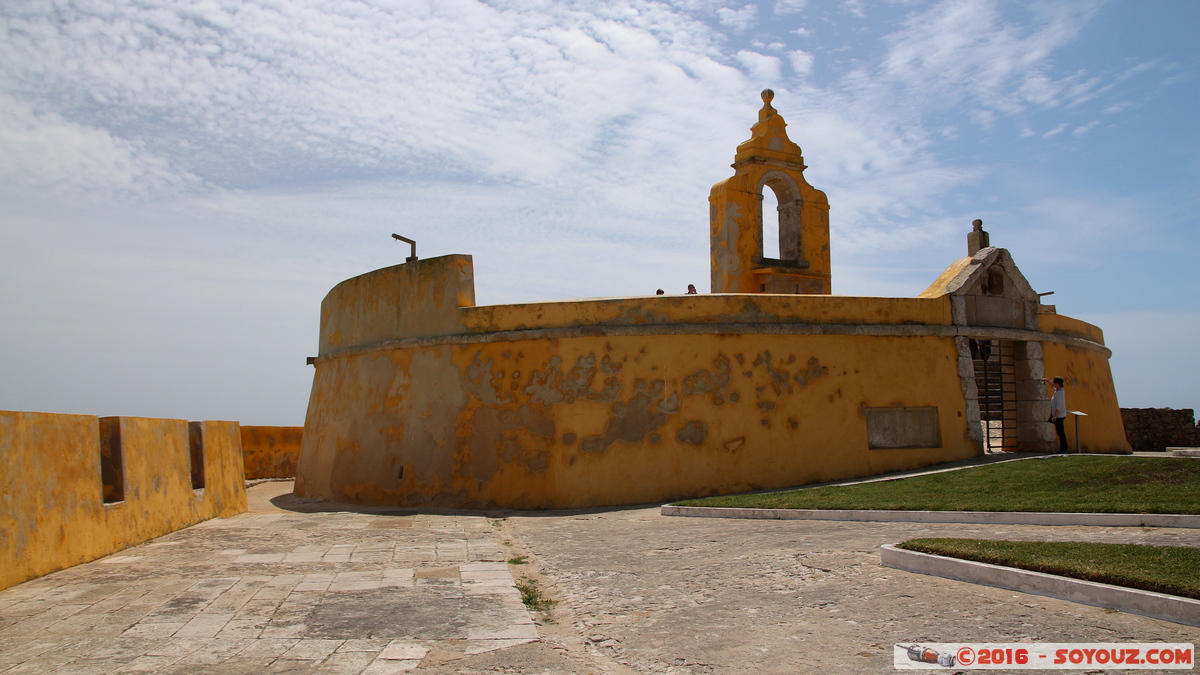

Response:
(0, 411), (247, 591)
(295, 253), (1128, 510)
(298, 278), (977, 509)
(241, 425), (303, 479)
(296, 91), (1128, 510)
(1039, 341), (1127, 453)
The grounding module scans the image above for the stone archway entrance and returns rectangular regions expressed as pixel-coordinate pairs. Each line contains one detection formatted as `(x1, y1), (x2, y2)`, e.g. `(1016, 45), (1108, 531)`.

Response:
(967, 337), (1054, 454)
(973, 339), (1017, 453)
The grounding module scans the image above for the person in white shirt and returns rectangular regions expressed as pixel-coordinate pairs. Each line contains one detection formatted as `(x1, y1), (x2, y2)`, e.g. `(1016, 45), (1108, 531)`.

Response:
(1043, 376), (1068, 453)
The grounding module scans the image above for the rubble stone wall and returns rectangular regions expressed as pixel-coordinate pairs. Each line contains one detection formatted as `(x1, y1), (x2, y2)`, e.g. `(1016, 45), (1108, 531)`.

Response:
(1120, 408), (1200, 451)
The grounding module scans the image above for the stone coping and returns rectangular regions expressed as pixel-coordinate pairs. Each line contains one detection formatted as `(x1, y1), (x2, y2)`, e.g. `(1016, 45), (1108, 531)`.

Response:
(315, 321), (1110, 364)
(660, 505), (1200, 529)
(879, 544), (1200, 628)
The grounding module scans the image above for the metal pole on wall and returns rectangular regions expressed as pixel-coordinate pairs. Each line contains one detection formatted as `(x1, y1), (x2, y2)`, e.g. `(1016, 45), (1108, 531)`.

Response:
(392, 234), (418, 262)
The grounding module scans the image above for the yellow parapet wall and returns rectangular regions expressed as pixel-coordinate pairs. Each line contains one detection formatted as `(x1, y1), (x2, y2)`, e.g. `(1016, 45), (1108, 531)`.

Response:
(1037, 312), (1106, 344)
(241, 425), (303, 479)
(462, 292), (952, 334)
(297, 252), (1129, 510)
(0, 411), (247, 591)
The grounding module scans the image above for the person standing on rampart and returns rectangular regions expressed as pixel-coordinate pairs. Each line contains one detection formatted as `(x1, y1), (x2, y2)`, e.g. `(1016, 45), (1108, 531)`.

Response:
(1043, 376), (1068, 453)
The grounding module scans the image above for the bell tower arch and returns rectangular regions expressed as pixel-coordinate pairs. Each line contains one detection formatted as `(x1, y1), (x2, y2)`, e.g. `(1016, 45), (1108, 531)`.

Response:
(709, 90), (831, 294)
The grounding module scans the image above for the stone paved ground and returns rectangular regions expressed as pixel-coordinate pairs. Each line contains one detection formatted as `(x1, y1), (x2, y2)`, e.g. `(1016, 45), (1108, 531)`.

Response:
(506, 507), (1200, 674)
(2, 479), (1198, 675)
(0, 483), (543, 674)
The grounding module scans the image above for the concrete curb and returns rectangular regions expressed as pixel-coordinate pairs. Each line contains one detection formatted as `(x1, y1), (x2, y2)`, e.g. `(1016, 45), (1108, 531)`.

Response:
(659, 505), (1200, 529)
(879, 544), (1200, 627)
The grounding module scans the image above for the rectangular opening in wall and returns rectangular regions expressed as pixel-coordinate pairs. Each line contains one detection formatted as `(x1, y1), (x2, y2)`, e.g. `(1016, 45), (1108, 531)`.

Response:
(99, 417), (125, 503)
(866, 407), (940, 449)
(188, 422), (206, 490)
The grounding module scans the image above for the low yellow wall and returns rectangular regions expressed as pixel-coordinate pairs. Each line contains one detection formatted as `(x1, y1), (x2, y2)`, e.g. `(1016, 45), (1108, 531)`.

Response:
(0, 411), (247, 591)
(1038, 312), (1105, 344)
(1040, 342), (1131, 453)
(241, 426), (303, 479)
(462, 293), (951, 334)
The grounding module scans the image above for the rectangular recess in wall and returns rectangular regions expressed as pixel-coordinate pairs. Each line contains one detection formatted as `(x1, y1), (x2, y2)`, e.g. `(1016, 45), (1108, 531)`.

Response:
(188, 422), (206, 490)
(866, 406), (940, 449)
(99, 417), (125, 503)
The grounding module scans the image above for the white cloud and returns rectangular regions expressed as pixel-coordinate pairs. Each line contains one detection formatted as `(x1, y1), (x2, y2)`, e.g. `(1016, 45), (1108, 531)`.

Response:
(0, 95), (199, 197)
(736, 50), (782, 83)
(775, 0), (808, 15)
(0, 0), (748, 196)
(789, 49), (815, 77)
(1042, 123), (1067, 138)
(716, 5), (758, 32)
(878, 0), (1101, 118)
(1072, 120), (1100, 136)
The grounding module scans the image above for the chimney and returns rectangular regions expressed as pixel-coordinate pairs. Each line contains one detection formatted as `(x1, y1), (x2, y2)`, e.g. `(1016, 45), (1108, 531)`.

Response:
(967, 218), (990, 256)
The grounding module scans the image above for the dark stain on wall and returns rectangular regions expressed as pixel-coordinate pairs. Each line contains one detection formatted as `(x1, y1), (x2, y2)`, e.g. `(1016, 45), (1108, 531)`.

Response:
(676, 421), (708, 445)
(466, 353), (511, 404)
(683, 353), (732, 404)
(581, 379), (676, 453)
(794, 356), (829, 387)
(526, 354), (622, 406)
(752, 351), (794, 396)
(466, 404), (556, 480)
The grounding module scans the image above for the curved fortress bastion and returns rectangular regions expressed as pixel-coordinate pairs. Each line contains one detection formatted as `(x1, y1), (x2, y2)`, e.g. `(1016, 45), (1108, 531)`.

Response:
(295, 92), (1128, 510)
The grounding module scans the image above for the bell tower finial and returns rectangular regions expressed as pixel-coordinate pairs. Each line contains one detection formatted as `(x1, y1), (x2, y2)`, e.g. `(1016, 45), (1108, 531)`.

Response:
(967, 218), (990, 256)
(759, 89), (777, 122)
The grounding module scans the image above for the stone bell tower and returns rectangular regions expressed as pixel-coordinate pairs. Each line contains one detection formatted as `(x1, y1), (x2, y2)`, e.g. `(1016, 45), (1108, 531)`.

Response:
(709, 90), (831, 294)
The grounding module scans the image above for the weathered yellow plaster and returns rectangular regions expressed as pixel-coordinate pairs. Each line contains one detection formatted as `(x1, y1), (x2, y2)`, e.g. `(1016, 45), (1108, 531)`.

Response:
(463, 293), (952, 334)
(0, 412), (247, 591)
(1040, 341), (1129, 453)
(1037, 312), (1106, 344)
(241, 425), (303, 479)
(299, 309), (976, 509)
(709, 89), (831, 294)
(296, 92), (1129, 510)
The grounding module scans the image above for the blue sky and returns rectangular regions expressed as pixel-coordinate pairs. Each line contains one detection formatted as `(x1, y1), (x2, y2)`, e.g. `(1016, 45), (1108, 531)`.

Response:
(1, 0), (1196, 425)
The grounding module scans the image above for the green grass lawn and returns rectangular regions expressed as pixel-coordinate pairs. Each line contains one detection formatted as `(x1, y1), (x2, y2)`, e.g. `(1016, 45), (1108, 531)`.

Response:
(672, 456), (1200, 514)
(897, 538), (1200, 600)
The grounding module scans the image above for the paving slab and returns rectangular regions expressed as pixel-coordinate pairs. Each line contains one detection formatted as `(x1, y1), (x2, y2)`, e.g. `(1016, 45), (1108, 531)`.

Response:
(5, 481), (1200, 674)
(0, 482), (552, 675)
(502, 502), (1200, 674)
